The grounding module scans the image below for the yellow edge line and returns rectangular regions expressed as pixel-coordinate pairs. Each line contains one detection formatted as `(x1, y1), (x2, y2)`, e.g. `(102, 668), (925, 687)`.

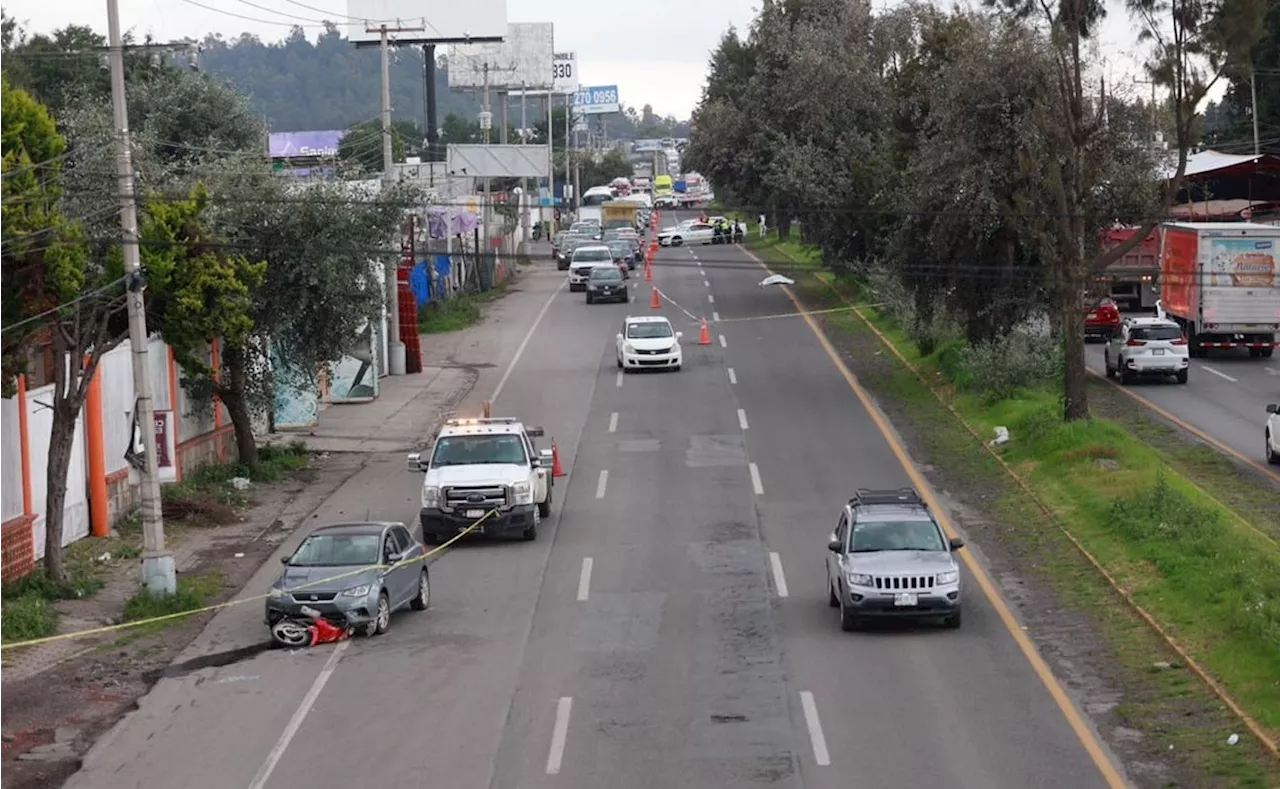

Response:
(739, 247), (1130, 789)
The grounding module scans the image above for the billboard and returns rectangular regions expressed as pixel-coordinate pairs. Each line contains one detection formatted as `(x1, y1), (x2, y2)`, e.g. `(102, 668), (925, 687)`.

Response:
(269, 131), (344, 159)
(448, 23), (555, 90)
(574, 85), (620, 115)
(346, 0), (506, 45)
(553, 51), (577, 94)
(447, 144), (551, 178)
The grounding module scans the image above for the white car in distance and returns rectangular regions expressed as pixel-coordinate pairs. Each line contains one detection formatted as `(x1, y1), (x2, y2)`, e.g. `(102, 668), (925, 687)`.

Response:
(617, 316), (683, 372)
(657, 221), (716, 247)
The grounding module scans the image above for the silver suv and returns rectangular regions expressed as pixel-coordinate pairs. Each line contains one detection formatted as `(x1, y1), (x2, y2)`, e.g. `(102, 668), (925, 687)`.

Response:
(825, 488), (965, 631)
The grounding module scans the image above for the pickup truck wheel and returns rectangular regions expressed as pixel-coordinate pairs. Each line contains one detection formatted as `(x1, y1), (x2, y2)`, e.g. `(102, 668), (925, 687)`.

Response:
(522, 508), (540, 540)
(538, 485), (553, 518)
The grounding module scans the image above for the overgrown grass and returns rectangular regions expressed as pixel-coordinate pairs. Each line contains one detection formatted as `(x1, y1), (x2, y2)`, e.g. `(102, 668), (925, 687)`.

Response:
(1, 558), (108, 643)
(1, 595), (57, 643)
(121, 572), (224, 636)
(417, 295), (484, 334)
(752, 229), (1280, 783)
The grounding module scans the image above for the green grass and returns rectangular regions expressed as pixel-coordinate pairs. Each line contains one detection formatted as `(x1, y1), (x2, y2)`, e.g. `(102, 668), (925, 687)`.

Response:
(120, 572), (224, 637)
(417, 295), (484, 334)
(1, 595), (57, 643)
(756, 233), (1280, 782)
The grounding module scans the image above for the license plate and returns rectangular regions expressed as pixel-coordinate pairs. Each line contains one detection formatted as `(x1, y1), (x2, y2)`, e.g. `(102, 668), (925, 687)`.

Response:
(1152, 348), (1165, 355)
(894, 593), (918, 607)
(464, 509), (485, 519)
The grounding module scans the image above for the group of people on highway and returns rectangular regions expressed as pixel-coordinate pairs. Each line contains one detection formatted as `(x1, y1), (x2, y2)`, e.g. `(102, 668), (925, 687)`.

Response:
(698, 213), (747, 244)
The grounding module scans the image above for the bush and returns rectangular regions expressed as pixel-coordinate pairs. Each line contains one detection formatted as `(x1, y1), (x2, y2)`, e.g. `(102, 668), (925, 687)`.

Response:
(950, 330), (1061, 402)
(1, 595), (57, 643)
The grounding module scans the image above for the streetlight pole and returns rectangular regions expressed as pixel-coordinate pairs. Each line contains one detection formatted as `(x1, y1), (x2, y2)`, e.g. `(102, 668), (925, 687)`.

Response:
(107, 0), (172, 595)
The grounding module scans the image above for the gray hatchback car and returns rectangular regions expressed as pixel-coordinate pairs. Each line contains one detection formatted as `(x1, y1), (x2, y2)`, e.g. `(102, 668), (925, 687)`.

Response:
(825, 488), (964, 630)
(265, 522), (430, 637)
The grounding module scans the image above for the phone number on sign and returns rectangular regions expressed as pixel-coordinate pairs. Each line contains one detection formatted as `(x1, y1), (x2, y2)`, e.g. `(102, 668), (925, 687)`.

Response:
(576, 87), (618, 106)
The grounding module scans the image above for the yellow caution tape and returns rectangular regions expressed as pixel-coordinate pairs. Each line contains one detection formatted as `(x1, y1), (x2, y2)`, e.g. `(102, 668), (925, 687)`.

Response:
(0, 509), (498, 651)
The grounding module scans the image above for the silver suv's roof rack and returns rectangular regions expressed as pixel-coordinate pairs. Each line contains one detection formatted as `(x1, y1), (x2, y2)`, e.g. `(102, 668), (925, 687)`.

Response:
(849, 488), (925, 508)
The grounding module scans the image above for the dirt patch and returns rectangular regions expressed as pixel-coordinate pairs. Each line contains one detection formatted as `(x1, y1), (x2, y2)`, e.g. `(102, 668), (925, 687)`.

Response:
(779, 268), (1268, 786)
(0, 452), (366, 789)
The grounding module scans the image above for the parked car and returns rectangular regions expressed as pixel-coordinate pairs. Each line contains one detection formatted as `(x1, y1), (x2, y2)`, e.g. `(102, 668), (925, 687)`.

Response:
(1084, 296), (1122, 342)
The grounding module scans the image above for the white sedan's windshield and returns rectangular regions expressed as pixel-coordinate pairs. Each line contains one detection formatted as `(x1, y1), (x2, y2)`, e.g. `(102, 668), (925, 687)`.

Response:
(627, 322), (674, 339)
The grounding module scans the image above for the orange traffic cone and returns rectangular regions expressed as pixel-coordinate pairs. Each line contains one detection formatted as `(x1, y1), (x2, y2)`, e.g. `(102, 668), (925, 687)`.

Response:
(645, 262), (653, 282)
(551, 440), (566, 477)
(650, 286), (662, 309)
(698, 317), (712, 345)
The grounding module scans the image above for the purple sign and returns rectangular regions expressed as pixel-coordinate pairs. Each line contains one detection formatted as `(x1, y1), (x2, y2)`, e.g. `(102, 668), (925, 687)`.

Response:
(269, 131), (345, 159)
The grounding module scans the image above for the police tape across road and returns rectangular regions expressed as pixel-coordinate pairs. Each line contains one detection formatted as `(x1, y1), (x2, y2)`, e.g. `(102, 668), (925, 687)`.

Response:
(0, 509), (500, 652)
(650, 284), (882, 326)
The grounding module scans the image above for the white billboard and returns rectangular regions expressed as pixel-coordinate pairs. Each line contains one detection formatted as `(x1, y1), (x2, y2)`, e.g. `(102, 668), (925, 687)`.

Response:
(345, 1), (506, 45)
(447, 144), (551, 178)
(448, 23), (555, 90)
(553, 51), (577, 94)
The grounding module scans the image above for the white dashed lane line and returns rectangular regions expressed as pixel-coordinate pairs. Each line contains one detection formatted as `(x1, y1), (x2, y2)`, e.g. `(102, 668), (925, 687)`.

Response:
(769, 552), (789, 598)
(546, 697), (573, 774)
(712, 311), (720, 322)
(719, 334), (727, 348)
(704, 280), (710, 287)
(616, 371), (624, 388)
(799, 691), (831, 766)
(1200, 365), (1238, 382)
(737, 408), (749, 430)
(748, 462), (764, 495)
(708, 294), (715, 304)
(727, 367), (737, 385)
(577, 558), (593, 602)
(608, 412), (618, 433)
(596, 470), (609, 499)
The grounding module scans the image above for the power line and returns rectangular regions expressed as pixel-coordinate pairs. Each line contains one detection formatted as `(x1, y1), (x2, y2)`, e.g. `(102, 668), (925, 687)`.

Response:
(0, 275), (129, 336)
(179, 0), (329, 28)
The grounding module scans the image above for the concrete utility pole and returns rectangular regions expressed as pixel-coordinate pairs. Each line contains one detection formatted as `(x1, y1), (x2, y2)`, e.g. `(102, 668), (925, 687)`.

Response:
(480, 63), (492, 258)
(547, 92), (556, 235)
(520, 83), (529, 243)
(1251, 68), (1260, 156)
(564, 97), (572, 217)
(107, 0), (172, 595)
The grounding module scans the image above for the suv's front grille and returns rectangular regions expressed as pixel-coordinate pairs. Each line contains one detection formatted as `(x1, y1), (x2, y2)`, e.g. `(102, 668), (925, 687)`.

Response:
(444, 485), (509, 510)
(873, 575), (935, 590)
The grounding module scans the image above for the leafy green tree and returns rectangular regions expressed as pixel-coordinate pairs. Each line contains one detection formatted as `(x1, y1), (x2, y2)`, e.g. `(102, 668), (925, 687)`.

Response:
(579, 149), (634, 187)
(338, 118), (421, 174)
(439, 112), (482, 145)
(531, 106), (574, 152)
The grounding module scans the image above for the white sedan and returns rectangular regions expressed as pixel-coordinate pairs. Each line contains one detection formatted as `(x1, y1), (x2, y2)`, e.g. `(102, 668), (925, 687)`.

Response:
(616, 315), (683, 372)
(657, 222), (716, 247)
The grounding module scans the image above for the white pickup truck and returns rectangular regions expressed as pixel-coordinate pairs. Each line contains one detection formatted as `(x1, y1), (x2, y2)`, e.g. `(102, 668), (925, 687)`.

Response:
(407, 417), (554, 542)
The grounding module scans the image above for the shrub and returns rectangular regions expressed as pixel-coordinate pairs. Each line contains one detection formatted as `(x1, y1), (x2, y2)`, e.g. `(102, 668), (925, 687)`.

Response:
(951, 330), (1061, 402)
(1, 596), (57, 643)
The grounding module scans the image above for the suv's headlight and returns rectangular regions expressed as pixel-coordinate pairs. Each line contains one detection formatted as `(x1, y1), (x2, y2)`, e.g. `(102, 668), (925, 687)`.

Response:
(340, 584), (372, 597)
(512, 480), (532, 505)
(846, 572), (873, 587)
(422, 485), (440, 508)
(936, 570), (959, 585)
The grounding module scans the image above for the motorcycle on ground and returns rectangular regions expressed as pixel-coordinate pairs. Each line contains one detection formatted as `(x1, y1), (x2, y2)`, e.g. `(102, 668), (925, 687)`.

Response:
(269, 606), (353, 648)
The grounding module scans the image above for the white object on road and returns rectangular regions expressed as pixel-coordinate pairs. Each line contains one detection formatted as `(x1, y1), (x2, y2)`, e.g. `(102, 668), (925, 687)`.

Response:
(989, 426), (1009, 447)
(759, 274), (795, 287)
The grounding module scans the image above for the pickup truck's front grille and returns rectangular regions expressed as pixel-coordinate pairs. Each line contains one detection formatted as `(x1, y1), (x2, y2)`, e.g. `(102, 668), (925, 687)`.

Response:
(444, 485), (508, 510)
(873, 575), (935, 590)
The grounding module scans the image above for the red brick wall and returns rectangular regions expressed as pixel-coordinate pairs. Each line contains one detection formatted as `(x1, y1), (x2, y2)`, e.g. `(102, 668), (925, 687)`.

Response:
(2, 514), (37, 581)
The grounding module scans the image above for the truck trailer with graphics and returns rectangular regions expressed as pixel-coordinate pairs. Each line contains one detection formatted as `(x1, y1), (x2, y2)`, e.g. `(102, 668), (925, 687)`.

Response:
(1158, 222), (1279, 357)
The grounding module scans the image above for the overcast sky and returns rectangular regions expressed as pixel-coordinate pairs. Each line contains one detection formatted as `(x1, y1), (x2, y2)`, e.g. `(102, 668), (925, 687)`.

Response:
(4, 0), (1210, 121)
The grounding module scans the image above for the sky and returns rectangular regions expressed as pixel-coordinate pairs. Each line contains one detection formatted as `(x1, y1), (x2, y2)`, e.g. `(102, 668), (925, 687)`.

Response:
(2, 0), (1222, 120)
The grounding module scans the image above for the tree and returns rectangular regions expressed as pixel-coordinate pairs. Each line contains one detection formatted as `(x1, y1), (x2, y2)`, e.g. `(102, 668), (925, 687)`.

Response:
(186, 163), (416, 465)
(1207, 0), (1279, 153)
(579, 149), (633, 188)
(439, 112), (482, 145)
(338, 118), (421, 174)
(531, 107), (574, 152)
(987, 0), (1268, 419)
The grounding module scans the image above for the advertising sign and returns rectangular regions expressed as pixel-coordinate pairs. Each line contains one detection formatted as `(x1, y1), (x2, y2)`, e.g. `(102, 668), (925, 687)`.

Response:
(553, 51), (578, 93)
(125, 406), (177, 483)
(1207, 238), (1277, 288)
(574, 85), (620, 115)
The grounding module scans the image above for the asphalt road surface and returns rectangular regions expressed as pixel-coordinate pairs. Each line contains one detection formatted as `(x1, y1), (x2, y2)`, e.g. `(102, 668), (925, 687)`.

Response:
(1083, 341), (1280, 472)
(67, 217), (1121, 789)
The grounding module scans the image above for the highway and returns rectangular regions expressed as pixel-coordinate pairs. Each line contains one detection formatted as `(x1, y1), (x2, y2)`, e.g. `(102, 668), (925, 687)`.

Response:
(1083, 343), (1279, 474)
(66, 217), (1120, 789)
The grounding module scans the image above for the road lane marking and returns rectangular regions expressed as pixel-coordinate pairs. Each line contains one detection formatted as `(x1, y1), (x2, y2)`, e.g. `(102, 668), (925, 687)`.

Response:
(708, 294), (715, 304)
(596, 470), (609, 499)
(742, 247), (1128, 787)
(704, 280), (710, 287)
(712, 311), (720, 322)
(738, 408), (750, 430)
(1200, 365), (1238, 382)
(608, 412), (618, 433)
(247, 641), (350, 789)
(1266, 366), (1279, 375)
(718, 334), (727, 348)
(799, 691), (830, 766)
(546, 697), (573, 774)
(769, 552), (789, 597)
(577, 558), (593, 601)
(616, 370), (623, 388)
(727, 367), (737, 385)
(748, 462), (764, 495)
(491, 278), (566, 404)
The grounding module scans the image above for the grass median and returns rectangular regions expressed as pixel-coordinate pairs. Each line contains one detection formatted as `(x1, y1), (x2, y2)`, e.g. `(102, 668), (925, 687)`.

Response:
(743, 226), (1280, 784)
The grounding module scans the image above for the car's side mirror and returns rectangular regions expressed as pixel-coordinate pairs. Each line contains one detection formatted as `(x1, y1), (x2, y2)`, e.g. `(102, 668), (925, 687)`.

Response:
(949, 537), (966, 551)
(827, 533), (841, 552)
(539, 448), (554, 465)
(407, 452), (423, 471)
(1268, 404), (1279, 414)
(280, 556), (290, 564)
(675, 331), (684, 340)
(385, 551), (403, 565)
(616, 333), (624, 342)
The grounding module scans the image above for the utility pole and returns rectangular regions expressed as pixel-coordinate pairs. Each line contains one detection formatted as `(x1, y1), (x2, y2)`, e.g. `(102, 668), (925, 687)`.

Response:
(547, 92), (556, 236)
(520, 83), (529, 243)
(500, 91), (509, 144)
(1251, 68), (1260, 156)
(480, 63), (492, 260)
(107, 0), (172, 596)
(564, 96), (572, 219)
